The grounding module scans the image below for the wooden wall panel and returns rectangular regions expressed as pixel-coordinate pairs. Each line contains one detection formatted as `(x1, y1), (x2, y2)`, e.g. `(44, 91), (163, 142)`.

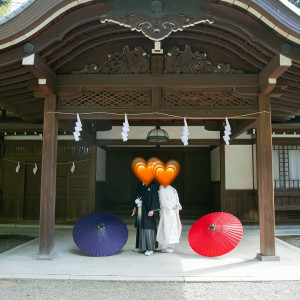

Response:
(55, 163), (68, 220)
(274, 190), (300, 221)
(1, 160), (25, 219)
(223, 190), (258, 221)
(183, 150), (211, 206)
(23, 163), (41, 220)
(103, 151), (133, 216)
(211, 182), (221, 211)
(0, 141), (94, 222)
(67, 160), (91, 220)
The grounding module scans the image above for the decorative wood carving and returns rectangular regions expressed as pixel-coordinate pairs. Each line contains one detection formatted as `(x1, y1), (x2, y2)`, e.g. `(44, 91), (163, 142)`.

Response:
(70, 45), (245, 76)
(71, 46), (150, 75)
(163, 90), (256, 108)
(165, 45), (244, 74)
(100, 14), (213, 41)
(151, 55), (164, 77)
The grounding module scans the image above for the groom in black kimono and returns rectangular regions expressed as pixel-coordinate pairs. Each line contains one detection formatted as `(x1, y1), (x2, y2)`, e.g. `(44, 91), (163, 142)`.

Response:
(131, 181), (160, 256)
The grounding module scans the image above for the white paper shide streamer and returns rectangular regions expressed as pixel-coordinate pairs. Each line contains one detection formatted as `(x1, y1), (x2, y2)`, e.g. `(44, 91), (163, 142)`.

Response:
(71, 162), (76, 173)
(181, 117), (189, 146)
(223, 117), (231, 145)
(73, 113), (82, 142)
(33, 163), (38, 175)
(16, 162), (20, 173)
(121, 113), (130, 142)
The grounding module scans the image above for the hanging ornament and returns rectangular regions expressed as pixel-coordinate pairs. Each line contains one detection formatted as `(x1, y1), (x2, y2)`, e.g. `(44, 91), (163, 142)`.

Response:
(121, 113), (130, 142)
(223, 117), (231, 145)
(181, 117), (189, 146)
(16, 162), (20, 173)
(71, 162), (76, 173)
(73, 113), (82, 142)
(33, 163), (38, 175)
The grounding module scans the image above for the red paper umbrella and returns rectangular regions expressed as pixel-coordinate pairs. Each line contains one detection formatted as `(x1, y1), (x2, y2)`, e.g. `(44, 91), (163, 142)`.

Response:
(188, 212), (243, 257)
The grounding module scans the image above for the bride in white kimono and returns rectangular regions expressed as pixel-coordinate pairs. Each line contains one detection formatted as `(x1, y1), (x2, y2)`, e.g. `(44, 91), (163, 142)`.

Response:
(156, 185), (182, 253)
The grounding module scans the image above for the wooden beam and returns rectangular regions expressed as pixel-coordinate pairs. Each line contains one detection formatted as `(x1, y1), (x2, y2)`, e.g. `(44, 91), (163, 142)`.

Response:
(0, 123), (43, 132)
(96, 139), (252, 146)
(22, 54), (56, 95)
(230, 119), (257, 140)
(38, 94), (58, 259)
(256, 94), (278, 260)
(231, 87), (260, 96)
(56, 74), (259, 89)
(259, 54), (292, 94)
(55, 108), (259, 120)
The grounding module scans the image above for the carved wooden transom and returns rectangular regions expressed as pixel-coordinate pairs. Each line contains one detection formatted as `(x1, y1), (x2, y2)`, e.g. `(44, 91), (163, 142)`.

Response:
(163, 90), (257, 108)
(71, 45), (243, 76)
(58, 89), (256, 109)
(58, 90), (152, 109)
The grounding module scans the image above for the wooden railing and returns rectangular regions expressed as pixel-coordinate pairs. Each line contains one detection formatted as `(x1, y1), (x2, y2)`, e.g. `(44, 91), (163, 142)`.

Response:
(274, 180), (300, 189)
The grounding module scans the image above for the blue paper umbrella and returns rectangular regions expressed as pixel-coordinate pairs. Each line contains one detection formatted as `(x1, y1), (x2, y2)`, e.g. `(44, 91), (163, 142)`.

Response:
(73, 212), (128, 257)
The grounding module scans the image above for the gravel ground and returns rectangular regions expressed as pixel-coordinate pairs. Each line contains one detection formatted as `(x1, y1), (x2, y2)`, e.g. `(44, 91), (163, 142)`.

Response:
(0, 280), (300, 300)
(276, 235), (300, 248)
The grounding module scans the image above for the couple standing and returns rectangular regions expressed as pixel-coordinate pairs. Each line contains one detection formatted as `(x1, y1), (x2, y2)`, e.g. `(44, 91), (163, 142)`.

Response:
(131, 181), (182, 256)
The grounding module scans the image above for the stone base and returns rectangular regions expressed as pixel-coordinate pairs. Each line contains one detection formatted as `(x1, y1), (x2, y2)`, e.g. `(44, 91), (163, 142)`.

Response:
(35, 252), (57, 260)
(256, 253), (280, 261)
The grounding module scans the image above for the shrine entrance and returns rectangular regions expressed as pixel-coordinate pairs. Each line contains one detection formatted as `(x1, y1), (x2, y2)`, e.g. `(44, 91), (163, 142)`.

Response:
(96, 146), (214, 220)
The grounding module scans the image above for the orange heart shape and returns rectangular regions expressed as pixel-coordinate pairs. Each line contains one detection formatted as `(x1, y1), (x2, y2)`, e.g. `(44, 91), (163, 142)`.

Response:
(132, 157), (180, 187)
(147, 157), (164, 173)
(131, 157), (155, 186)
(154, 159), (180, 187)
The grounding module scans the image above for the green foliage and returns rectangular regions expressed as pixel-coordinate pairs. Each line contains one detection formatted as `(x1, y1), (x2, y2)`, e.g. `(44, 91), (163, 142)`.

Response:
(288, 0), (300, 8)
(0, 0), (10, 6)
(0, 0), (11, 18)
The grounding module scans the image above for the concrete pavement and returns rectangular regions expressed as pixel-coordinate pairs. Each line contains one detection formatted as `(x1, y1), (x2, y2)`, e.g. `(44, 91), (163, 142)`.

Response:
(0, 223), (299, 282)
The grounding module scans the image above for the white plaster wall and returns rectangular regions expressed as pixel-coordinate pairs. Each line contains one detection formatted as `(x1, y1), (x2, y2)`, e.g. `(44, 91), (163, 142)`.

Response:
(225, 145), (253, 189)
(210, 146), (220, 182)
(236, 132), (252, 139)
(253, 144), (257, 190)
(96, 147), (106, 181)
(97, 126), (220, 140)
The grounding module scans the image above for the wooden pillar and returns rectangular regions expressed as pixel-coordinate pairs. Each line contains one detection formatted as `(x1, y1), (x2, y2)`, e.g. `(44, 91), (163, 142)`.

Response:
(256, 94), (279, 260)
(38, 94), (58, 259)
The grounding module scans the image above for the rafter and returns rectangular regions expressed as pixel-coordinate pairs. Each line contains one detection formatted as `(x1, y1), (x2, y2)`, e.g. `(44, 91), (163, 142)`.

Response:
(22, 54), (56, 95)
(259, 54), (292, 94)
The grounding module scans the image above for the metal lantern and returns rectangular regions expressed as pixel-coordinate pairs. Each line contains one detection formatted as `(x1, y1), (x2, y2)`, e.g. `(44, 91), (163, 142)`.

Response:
(147, 128), (169, 142)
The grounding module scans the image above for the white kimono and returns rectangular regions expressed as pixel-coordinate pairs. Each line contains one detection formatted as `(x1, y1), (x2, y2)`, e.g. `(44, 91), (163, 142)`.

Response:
(156, 185), (182, 248)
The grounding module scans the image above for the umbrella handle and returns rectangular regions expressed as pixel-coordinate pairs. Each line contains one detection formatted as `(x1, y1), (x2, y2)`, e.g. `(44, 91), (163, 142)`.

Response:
(208, 224), (216, 230)
(98, 223), (106, 230)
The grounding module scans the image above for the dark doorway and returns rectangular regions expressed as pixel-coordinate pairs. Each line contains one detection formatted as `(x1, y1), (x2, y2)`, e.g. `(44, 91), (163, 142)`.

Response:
(96, 147), (213, 220)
